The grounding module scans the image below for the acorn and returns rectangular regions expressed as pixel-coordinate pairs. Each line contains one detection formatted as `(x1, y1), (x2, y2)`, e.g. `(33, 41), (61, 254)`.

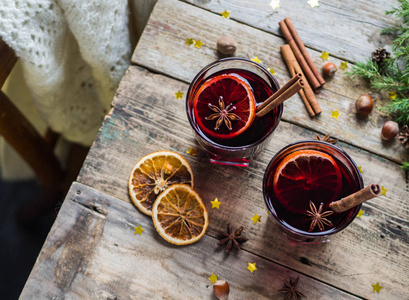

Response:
(355, 94), (374, 117)
(381, 121), (399, 140)
(213, 280), (230, 300)
(217, 36), (237, 55)
(322, 62), (337, 77)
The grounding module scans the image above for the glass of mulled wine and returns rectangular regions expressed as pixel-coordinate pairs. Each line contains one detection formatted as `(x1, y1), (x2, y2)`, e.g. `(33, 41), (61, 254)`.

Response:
(186, 57), (282, 167)
(263, 140), (363, 244)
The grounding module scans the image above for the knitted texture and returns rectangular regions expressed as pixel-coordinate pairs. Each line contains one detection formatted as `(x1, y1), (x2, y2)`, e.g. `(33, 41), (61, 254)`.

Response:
(0, 0), (131, 145)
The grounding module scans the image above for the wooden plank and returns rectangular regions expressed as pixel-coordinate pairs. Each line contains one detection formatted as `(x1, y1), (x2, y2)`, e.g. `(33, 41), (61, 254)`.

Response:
(180, 0), (399, 63)
(78, 66), (409, 299)
(131, 0), (408, 163)
(20, 182), (360, 299)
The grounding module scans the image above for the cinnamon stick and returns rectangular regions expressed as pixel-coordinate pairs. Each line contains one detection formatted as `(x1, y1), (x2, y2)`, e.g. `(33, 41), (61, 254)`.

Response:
(285, 18), (325, 87)
(329, 184), (381, 213)
(256, 74), (303, 117)
(281, 44), (321, 115)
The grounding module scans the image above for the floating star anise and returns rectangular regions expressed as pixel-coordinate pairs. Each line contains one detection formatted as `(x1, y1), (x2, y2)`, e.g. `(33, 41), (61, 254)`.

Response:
(315, 133), (338, 145)
(279, 277), (306, 300)
(206, 96), (240, 131)
(398, 125), (409, 148)
(305, 201), (334, 232)
(217, 223), (248, 253)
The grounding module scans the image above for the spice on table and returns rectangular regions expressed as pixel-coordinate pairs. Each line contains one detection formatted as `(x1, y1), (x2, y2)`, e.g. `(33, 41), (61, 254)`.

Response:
(322, 62), (337, 77)
(305, 201), (333, 232)
(213, 280), (230, 300)
(217, 223), (248, 253)
(217, 36), (237, 55)
(381, 120), (399, 140)
(355, 94), (374, 117)
(315, 133), (338, 144)
(398, 125), (409, 148)
(278, 276), (306, 300)
(280, 44), (320, 116)
(279, 17), (325, 90)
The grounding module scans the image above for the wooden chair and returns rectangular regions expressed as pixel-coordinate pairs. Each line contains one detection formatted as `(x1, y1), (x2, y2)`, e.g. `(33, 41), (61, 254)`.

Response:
(0, 37), (63, 223)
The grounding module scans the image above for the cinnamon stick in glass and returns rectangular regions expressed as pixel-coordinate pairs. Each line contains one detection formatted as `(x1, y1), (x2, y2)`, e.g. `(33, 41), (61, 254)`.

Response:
(281, 44), (321, 115)
(256, 74), (303, 117)
(329, 184), (381, 213)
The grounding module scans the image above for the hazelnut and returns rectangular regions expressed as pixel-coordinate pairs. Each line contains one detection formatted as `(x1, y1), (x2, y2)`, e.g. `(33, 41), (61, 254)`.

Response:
(213, 280), (230, 300)
(217, 36), (237, 55)
(355, 94), (374, 117)
(322, 62), (337, 77)
(381, 121), (399, 140)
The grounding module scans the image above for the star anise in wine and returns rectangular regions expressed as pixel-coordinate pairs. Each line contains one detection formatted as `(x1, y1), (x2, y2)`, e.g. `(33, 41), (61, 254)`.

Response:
(217, 223), (248, 253)
(315, 133), (338, 145)
(279, 277), (306, 300)
(206, 96), (240, 131)
(305, 201), (334, 232)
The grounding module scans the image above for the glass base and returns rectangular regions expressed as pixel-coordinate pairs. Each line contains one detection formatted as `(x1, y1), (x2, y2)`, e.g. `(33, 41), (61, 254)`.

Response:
(285, 233), (331, 246)
(209, 154), (250, 167)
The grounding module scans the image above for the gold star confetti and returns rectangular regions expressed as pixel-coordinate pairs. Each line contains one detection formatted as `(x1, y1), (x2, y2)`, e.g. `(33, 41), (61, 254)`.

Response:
(221, 10), (230, 18)
(268, 68), (276, 75)
(358, 166), (363, 173)
(269, 0), (280, 9)
(357, 210), (364, 218)
(381, 186), (387, 196)
(134, 225), (144, 235)
(251, 213), (261, 224)
(208, 273), (218, 284)
(330, 110), (340, 119)
(339, 61), (348, 71)
(251, 56), (262, 64)
(211, 198), (221, 209)
(194, 39), (204, 49)
(175, 90), (184, 99)
(247, 262), (257, 273)
(185, 38), (194, 46)
(320, 51), (329, 61)
(308, 0), (319, 8)
(388, 91), (397, 100)
(372, 282), (383, 293)
(187, 147), (197, 156)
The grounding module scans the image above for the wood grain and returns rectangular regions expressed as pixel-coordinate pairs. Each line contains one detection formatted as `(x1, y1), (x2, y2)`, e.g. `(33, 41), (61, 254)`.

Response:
(20, 182), (361, 299)
(131, 0), (408, 163)
(77, 66), (409, 299)
(181, 0), (398, 63)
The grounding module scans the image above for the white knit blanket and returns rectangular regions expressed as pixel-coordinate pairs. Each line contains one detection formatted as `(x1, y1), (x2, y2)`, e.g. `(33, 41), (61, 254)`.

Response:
(0, 0), (131, 146)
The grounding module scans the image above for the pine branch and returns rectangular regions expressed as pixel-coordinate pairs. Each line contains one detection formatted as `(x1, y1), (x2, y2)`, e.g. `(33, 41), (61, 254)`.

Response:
(402, 161), (409, 171)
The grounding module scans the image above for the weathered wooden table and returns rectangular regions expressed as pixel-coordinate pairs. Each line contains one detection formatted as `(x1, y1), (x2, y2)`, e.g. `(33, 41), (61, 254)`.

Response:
(21, 0), (408, 299)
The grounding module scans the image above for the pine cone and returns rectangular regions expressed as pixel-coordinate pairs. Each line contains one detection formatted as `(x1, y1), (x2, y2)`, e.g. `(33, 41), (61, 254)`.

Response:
(398, 125), (409, 148)
(371, 48), (391, 66)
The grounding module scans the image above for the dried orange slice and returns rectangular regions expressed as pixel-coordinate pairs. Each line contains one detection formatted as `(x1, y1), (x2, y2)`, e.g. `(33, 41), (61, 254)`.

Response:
(193, 74), (256, 139)
(128, 151), (193, 216)
(152, 184), (208, 245)
(273, 150), (342, 214)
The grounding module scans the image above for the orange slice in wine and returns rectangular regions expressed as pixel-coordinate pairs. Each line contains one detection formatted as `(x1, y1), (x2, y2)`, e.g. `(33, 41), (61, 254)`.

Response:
(273, 150), (342, 214)
(193, 74), (256, 139)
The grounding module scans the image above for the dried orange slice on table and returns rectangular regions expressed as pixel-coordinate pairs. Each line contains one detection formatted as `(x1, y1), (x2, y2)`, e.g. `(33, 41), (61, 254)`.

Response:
(273, 150), (342, 214)
(193, 74), (256, 139)
(152, 184), (208, 245)
(128, 151), (193, 216)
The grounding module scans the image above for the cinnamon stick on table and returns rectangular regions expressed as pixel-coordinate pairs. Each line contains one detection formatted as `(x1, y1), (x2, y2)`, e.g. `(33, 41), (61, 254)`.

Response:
(329, 184), (381, 213)
(281, 44), (321, 115)
(256, 73), (303, 117)
(279, 17), (325, 90)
